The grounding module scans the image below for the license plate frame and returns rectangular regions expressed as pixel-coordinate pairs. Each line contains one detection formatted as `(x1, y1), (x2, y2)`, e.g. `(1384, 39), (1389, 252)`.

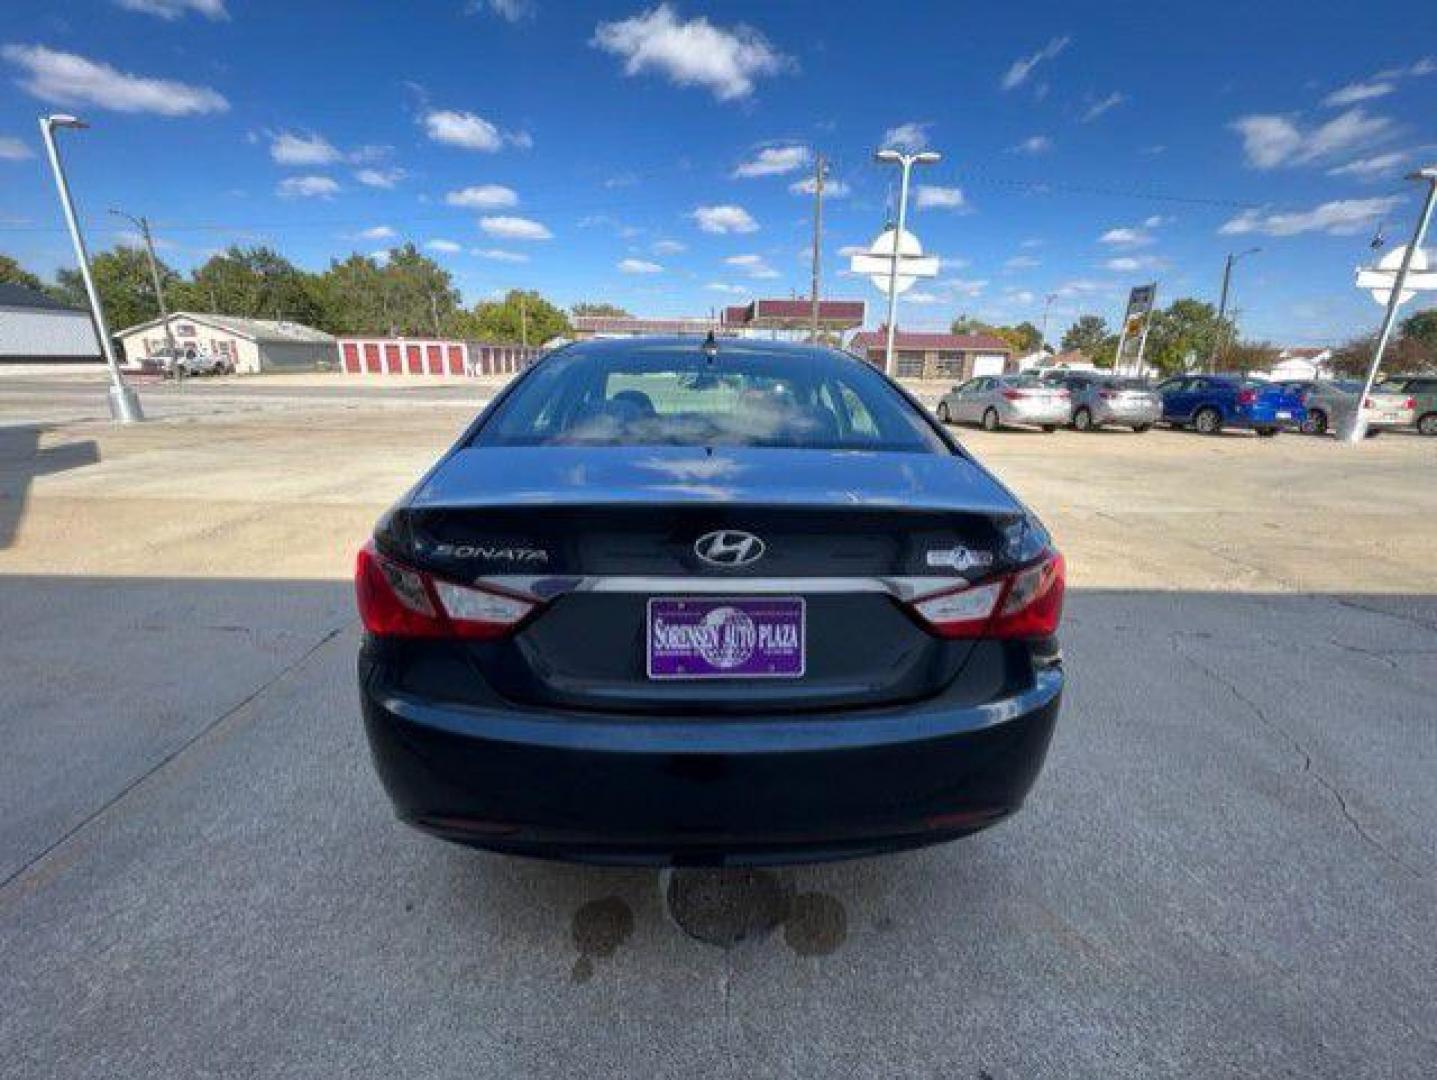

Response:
(646, 596), (806, 680)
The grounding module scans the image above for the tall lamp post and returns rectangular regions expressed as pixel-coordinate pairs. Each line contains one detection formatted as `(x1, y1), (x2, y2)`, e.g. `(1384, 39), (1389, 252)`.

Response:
(39, 114), (143, 423)
(874, 148), (941, 376)
(109, 208), (178, 364)
(1040, 292), (1058, 353)
(1209, 247), (1260, 372)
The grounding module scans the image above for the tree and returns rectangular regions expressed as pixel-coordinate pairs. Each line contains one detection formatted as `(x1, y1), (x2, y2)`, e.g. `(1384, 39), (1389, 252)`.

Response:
(1400, 308), (1437, 359)
(1060, 315), (1109, 356)
(1220, 340), (1280, 374)
(993, 320), (1041, 355)
(1328, 332), (1431, 379)
(1144, 298), (1234, 376)
(0, 253), (45, 293)
(54, 246), (181, 333)
(173, 245), (322, 326)
(571, 301), (630, 318)
(950, 314), (997, 337)
(461, 289), (571, 345)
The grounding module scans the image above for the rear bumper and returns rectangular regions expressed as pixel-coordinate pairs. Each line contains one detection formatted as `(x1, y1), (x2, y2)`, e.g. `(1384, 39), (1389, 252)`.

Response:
(1094, 402), (1161, 426)
(1232, 405), (1305, 429)
(359, 655), (1062, 866)
(999, 403), (1070, 427)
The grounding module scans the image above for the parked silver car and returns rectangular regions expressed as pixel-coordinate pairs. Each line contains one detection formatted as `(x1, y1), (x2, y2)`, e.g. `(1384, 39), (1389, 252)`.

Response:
(1050, 372), (1161, 432)
(1276, 380), (1414, 436)
(937, 375), (1071, 432)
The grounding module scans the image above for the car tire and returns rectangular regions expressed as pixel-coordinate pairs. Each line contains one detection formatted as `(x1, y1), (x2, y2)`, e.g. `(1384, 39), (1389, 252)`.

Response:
(1073, 407), (1094, 431)
(1256, 427), (1279, 438)
(1418, 412), (1437, 436)
(1302, 410), (1328, 435)
(982, 408), (1000, 432)
(1132, 423), (1152, 433)
(1194, 407), (1222, 435)
(1041, 424), (1057, 433)
(937, 402), (951, 424)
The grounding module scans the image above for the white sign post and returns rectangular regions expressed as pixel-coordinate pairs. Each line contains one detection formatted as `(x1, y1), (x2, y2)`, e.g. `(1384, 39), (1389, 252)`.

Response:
(849, 227), (939, 375)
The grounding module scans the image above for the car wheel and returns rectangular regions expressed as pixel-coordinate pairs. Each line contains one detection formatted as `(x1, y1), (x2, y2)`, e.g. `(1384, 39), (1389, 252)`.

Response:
(1132, 424), (1152, 433)
(937, 402), (951, 424)
(1041, 424), (1057, 433)
(1419, 412), (1437, 436)
(982, 408), (1000, 432)
(1302, 410), (1328, 435)
(1194, 407), (1222, 435)
(1073, 407), (1093, 431)
(1256, 427), (1279, 438)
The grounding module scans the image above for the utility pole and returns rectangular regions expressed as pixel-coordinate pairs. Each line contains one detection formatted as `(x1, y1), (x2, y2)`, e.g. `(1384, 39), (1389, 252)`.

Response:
(1209, 247), (1259, 372)
(809, 152), (825, 343)
(39, 114), (143, 423)
(1349, 165), (1437, 443)
(110, 209), (178, 363)
(873, 148), (942, 376)
(519, 293), (529, 348)
(1040, 292), (1058, 352)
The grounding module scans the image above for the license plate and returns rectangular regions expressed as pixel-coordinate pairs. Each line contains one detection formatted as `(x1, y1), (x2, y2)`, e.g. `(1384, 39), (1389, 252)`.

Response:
(647, 597), (805, 679)
(1381, 412), (1400, 422)
(1276, 410), (1292, 419)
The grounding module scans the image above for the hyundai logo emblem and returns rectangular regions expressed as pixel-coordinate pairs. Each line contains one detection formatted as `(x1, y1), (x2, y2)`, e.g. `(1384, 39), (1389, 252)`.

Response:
(694, 530), (766, 567)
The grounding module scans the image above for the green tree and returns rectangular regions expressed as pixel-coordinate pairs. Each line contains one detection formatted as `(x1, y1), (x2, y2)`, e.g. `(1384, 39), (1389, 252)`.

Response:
(54, 246), (180, 333)
(310, 244), (462, 335)
(950, 314), (997, 337)
(1220, 340), (1280, 374)
(1060, 314), (1109, 356)
(0, 253), (46, 293)
(1400, 308), (1437, 359)
(1144, 298), (1234, 376)
(994, 320), (1041, 354)
(571, 301), (631, 318)
(174, 245), (322, 325)
(461, 289), (571, 345)
(1328, 332), (1430, 379)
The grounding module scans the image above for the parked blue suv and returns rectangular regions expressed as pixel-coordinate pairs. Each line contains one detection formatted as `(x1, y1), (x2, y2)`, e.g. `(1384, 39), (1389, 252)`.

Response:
(1156, 375), (1306, 436)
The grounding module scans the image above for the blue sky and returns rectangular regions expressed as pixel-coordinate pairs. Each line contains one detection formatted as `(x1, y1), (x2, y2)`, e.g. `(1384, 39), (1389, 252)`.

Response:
(1, 0), (1434, 344)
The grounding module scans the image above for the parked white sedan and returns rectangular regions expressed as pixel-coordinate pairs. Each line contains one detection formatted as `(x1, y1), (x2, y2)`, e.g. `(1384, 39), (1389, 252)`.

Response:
(937, 375), (1071, 432)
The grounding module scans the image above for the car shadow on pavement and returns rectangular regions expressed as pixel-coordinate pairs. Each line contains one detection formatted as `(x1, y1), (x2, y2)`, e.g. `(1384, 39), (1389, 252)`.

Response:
(0, 425), (100, 550)
(1, 574), (1435, 1078)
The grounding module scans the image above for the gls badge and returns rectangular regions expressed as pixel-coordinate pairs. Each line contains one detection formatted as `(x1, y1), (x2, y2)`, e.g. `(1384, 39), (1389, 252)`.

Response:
(925, 545), (994, 572)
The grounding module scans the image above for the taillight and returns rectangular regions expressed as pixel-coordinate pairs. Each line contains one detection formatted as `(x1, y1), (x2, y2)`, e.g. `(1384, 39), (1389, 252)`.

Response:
(910, 551), (1065, 640)
(1098, 389), (1116, 400)
(1236, 389), (1257, 406)
(355, 541), (535, 640)
(1001, 389), (1024, 401)
(1363, 397), (1374, 410)
(1405, 397), (1416, 410)
(1055, 389), (1070, 399)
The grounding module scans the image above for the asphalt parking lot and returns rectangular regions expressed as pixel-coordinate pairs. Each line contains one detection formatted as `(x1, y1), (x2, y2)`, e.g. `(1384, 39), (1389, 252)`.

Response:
(2, 371), (1435, 1079)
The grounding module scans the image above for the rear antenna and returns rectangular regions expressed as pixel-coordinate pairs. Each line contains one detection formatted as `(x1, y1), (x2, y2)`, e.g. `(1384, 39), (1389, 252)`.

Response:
(702, 329), (718, 363)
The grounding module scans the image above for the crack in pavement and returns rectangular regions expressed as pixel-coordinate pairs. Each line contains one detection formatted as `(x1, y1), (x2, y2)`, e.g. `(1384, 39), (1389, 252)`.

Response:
(1168, 633), (1421, 878)
(0, 619), (352, 899)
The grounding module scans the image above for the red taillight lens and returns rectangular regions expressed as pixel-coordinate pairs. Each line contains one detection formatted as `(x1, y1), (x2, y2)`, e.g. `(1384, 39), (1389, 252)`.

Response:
(355, 541), (534, 640)
(1001, 389), (1024, 401)
(911, 551), (1065, 640)
(1405, 397), (1416, 410)
(1237, 389), (1257, 405)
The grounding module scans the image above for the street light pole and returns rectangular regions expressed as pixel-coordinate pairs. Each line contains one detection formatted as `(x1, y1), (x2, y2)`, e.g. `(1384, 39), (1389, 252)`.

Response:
(1347, 165), (1437, 444)
(808, 152), (825, 343)
(39, 114), (143, 423)
(874, 148), (941, 377)
(110, 209), (177, 363)
(1040, 292), (1058, 352)
(1209, 247), (1259, 372)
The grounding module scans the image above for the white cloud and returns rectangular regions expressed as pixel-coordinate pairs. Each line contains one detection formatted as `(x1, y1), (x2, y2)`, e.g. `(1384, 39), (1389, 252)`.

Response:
(706, 281), (746, 294)
(1004, 255), (1041, 270)
(1082, 92), (1124, 122)
(270, 131), (341, 166)
(1231, 108), (1392, 169)
(470, 0), (535, 21)
(691, 204), (757, 233)
(1099, 226), (1153, 247)
(591, 3), (790, 102)
(479, 215), (552, 240)
(1323, 80), (1395, 107)
(423, 109), (503, 151)
(1105, 255), (1165, 272)
(789, 175), (849, 197)
(3, 44), (229, 115)
(427, 239), (463, 253)
(1001, 36), (1070, 90)
(905, 291), (941, 304)
(881, 121), (930, 152)
(1327, 151), (1408, 180)
(471, 248), (529, 262)
(725, 253), (779, 279)
(734, 144), (808, 177)
(355, 167), (406, 189)
(1143, 215), (1172, 228)
(114, 0), (227, 19)
(915, 185), (967, 211)
(1219, 197), (1400, 237)
(837, 244), (866, 258)
(0, 136), (33, 160)
(617, 258), (663, 274)
(651, 239), (686, 255)
(360, 225), (396, 240)
(445, 184), (519, 209)
(1011, 135), (1053, 155)
(277, 175), (339, 199)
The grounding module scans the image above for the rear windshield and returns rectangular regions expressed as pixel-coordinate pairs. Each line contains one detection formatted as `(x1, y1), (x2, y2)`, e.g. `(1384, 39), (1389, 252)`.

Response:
(1104, 378), (1151, 390)
(471, 344), (948, 452)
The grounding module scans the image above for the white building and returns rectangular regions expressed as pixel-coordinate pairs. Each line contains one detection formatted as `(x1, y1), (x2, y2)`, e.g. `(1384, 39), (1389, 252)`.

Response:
(0, 283), (100, 363)
(116, 312), (335, 374)
(1267, 347), (1334, 381)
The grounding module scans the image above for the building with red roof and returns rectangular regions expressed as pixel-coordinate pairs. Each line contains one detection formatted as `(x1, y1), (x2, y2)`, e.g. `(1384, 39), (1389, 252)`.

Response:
(847, 327), (1014, 380)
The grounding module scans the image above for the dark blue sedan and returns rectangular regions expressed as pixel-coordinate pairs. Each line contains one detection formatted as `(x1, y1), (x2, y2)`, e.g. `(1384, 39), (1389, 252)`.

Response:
(355, 337), (1065, 866)
(1156, 374), (1307, 436)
